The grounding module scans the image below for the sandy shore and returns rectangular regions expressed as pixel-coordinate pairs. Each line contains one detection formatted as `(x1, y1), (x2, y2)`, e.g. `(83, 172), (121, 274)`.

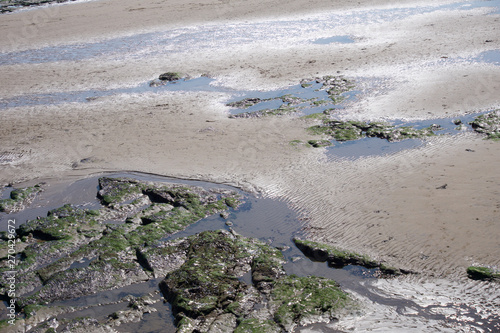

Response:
(1, 0), (499, 324)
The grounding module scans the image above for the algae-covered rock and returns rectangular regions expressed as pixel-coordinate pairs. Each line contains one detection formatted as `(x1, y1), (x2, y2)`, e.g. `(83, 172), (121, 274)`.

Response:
(293, 238), (413, 276)
(307, 139), (332, 148)
(0, 184), (43, 213)
(97, 177), (144, 206)
(308, 119), (439, 142)
(271, 275), (351, 331)
(1, 177), (355, 332)
(466, 266), (500, 281)
(469, 110), (500, 139)
(294, 238), (378, 268)
(229, 106), (301, 119)
(2, 177), (243, 316)
(149, 72), (184, 87)
(234, 318), (280, 333)
(226, 98), (263, 109)
(160, 231), (354, 332)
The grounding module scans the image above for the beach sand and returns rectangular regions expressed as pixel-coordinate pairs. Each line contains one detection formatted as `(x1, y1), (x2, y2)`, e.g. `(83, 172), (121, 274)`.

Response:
(1, 0), (499, 328)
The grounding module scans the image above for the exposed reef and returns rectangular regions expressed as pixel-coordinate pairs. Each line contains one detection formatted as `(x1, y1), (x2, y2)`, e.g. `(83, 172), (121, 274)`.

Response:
(467, 266), (500, 281)
(0, 184), (43, 213)
(159, 230), (355, 332)
(307, 120), (440, 142)
(0, 177), (356, 332)
(228, 76), (354, 119)
(293, 238), (415, 276)
(469, 110), (500, 139)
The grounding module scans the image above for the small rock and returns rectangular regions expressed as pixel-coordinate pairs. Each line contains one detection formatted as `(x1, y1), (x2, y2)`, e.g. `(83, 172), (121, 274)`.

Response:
(158, 72), (182, 81)
(225, 221), (233, 226)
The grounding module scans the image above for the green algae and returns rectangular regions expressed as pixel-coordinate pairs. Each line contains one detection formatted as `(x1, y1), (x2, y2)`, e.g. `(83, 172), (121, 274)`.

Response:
(0, 184), (43, 213)
(308, 119), (439, 143)
(293, 238), (412, 277)
(467, 266), (500, 281)
(307, 140), (332, 148)
(234, 318), (280, 333)
(98, 177), (144, 206)
(469, 110), (500, 139)
(160, 231), (355, 332)
(271, 275), (350, 328)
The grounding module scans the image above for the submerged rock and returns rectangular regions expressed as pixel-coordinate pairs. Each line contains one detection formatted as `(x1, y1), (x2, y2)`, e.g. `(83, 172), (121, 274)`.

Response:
(227, 75), (354, 118)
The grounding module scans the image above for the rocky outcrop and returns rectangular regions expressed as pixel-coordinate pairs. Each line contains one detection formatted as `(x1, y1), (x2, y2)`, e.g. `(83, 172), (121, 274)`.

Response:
(469, 110), (500, 139)
(293, 238), (415, 276)
(159, 230), (355, 332)
(0, 178), (242, 312)
(308, 119), (440, 142)
(0, 184), (43, 213)
(467, 266), (500, 281)
(149, 72), (184, 87)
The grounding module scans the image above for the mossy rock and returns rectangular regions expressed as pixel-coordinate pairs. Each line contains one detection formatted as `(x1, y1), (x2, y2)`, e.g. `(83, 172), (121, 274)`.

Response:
(17, 204), (101, 242)
(271, 275), (351, 330)
(234, 318), (281, 333)
(308, 119), (438, 143)
(0, 184), (43, 213)
(159, 72), (182, 81)
(467, 266), (500, 281)
(160, 230), (257, 318)
(97, 177), (145, 206)
(294, 238), (378, 268)
(307, 140), (332, 148)
(469, 110), (500, 139)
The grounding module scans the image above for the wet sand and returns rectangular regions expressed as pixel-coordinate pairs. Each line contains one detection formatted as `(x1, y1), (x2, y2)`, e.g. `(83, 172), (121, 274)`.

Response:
(1, 0), (500, 330)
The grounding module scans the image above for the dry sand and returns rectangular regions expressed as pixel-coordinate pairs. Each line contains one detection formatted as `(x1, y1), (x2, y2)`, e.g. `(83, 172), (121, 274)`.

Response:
(1, 0), (500, 329)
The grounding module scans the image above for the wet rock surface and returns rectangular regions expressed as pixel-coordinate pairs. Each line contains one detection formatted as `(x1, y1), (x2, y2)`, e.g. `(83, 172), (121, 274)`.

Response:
(308, 120), (439, 142)
(0, 184), (43, 214)
(228, 76), (354, 119)
(293, 238), (415, 276)
(0, 177), (357, 332)
(149, 72), (185, 87)
(0, 178), (242, 328)
(160, 230), (354, 332)
(469, 109), (500, 139)
(466, 266), (500, 281)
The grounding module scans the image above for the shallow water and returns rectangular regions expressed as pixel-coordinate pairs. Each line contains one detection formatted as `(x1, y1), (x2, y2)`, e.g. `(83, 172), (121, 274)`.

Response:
(1, 0), (498, 66)
(326, 111), (487, 159)
(312, 35), (355, 44)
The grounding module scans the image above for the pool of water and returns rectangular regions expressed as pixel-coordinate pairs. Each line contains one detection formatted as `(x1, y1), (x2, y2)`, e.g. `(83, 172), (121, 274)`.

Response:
(0, 76), (228, 109)
(325, 111), (487, 159)
(312, 35), (355, 44)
